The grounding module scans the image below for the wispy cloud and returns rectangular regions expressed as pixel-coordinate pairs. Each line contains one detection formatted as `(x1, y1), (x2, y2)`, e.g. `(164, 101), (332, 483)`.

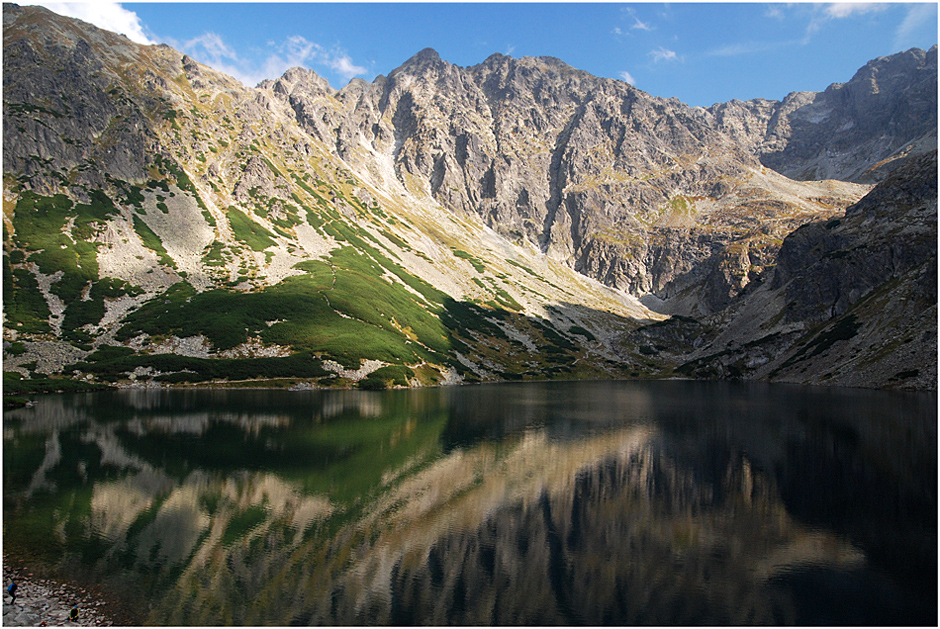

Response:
(184, 32), (238, 64)
(705, 39), (799, 58)
(622, 7), (654, 32)
(21, 1), (155, 44)
(178, 31), (367, 87)
(631, 16), (653, 31)
(764, 5), (786, 20)
(172, 32), (258, 85)
(328, 54), (368, 80)
(806, 3), (890, 41)
(26, 1), (367, 87)
(824, 3), (889, 19)
(619, 70), (636, 85)
(649, 46), (678, 63)
(894, 3), (938, 51)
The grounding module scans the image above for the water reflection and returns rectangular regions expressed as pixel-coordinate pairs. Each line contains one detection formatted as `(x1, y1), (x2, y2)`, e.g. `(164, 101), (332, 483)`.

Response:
(3, 381), (936, 625)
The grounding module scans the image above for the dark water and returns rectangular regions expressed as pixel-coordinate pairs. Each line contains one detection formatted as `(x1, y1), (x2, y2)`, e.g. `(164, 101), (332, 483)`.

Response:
(3, 381), (936, 625)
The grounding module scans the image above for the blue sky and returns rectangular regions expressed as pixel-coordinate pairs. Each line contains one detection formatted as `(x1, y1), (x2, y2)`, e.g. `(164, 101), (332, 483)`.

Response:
(26, 2), (939, 107)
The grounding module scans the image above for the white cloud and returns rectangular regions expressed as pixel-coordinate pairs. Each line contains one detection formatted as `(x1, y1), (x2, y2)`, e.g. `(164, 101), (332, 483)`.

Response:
(621, 7), (654, 32)
(824, 3), (888, 19)
(649, 46), (678, 63)
(184, 32), (238, 64)
(174, 32), (261, 85)
(806, 3), (890, 40)
(619, 70), (636, 85)
(284, 35), (320, 64)
(707, 42), (761, 57)
(328, 54), (368, 81)
(175, 31), (367, 87)
(256, 37), (322, 86)
(28, 4), (367, 89)
(631, 16), (653, 31)
(612, 26), (623, 36)
(765, 5), (785, 20)
(894, 3), (938, 51)
(22, 1), (155, 44)
(274, 35), (367, 82)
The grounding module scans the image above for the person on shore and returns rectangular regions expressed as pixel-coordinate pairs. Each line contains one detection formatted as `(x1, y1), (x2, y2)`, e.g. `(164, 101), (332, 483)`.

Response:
(7, 581), (17, 605)
(69, 605), (79, 622)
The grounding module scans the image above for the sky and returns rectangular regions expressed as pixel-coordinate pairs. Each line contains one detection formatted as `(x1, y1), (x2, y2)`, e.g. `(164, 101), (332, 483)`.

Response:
(22, 2), (940, 107)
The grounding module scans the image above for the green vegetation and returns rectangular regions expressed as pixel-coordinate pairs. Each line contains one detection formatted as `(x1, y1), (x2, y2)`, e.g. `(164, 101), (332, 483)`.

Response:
(6, 190), (127, 335)
(568, 325), (596, 342)
(3, 371), (112, 395)
(771, 314), (861, 375)
(357, 377), (388, 390)
(488, 285), (523, 311)
(61, 278), (143, 343)
(506, 259), (542, 280)
(71, 349), (330, 383)
(6, 102), (63, 118)
(113, 247), (450, 368)
(380, 229), (411, 251)
(202, 241), (227, 267)
(3, 173), (604, 387)
(366, 365), (415, 387)
(451, 247), (486, 273)
(132, 216), (175, 268)
(226, 207), (276, 251)
(3, 257), (52, 334)
(5, 342), (27, 357)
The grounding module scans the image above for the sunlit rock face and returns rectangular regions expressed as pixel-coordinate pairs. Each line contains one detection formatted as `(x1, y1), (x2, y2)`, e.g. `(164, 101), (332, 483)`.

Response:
(270, 48), (880, 310)
(637, 149), (937, 390)
(758, 47), (938, 183)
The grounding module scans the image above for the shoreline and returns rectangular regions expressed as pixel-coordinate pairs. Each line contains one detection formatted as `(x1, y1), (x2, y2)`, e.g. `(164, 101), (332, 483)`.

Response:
(2, 560), (134, 627)
(3, 372), (937, 397)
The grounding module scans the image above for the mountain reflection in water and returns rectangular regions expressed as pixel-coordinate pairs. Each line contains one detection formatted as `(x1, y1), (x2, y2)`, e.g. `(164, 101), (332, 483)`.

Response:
(3, 381), (936, 625)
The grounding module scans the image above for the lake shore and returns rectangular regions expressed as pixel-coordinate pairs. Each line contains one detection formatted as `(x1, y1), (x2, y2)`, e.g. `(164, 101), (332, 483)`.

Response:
(2, 562), (127, 627)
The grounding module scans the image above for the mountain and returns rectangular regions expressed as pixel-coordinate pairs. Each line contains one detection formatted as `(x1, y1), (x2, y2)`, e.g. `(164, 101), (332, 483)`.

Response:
(758, 46), (938, 183)
(628, 149), (937, 390)
(266, 48), (877, 314)
(2, 4), (936, 393)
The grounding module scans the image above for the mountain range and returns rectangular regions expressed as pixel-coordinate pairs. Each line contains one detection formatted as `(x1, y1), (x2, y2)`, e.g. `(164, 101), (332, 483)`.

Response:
(2, 4), (936, 393)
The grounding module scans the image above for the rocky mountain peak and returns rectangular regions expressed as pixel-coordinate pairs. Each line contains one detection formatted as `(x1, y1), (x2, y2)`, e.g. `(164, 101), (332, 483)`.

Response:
(265, 66), (335, 97)
(759, 45), (937, 183)
(396, 47), (446, 74)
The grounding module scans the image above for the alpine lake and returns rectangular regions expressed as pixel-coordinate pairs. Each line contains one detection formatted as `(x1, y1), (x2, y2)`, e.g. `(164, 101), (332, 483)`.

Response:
(3, 380), (936, 625)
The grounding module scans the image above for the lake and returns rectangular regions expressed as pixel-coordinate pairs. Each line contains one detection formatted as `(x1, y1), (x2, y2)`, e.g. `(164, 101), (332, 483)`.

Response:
(3, 380), (936, 625)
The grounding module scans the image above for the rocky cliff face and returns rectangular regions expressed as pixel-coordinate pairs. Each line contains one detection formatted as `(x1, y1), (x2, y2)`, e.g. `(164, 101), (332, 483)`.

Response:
(265, 49), (891, 313)
(262, 45), (936, 316)
(630, 150), (937, 390)
(759, 46), (938, 183)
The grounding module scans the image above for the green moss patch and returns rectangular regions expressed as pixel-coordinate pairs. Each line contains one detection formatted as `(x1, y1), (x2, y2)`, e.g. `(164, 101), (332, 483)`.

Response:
(132, 215), (175, 268)
(3, 257), (52, 333)
(227, 206), (276, 251)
